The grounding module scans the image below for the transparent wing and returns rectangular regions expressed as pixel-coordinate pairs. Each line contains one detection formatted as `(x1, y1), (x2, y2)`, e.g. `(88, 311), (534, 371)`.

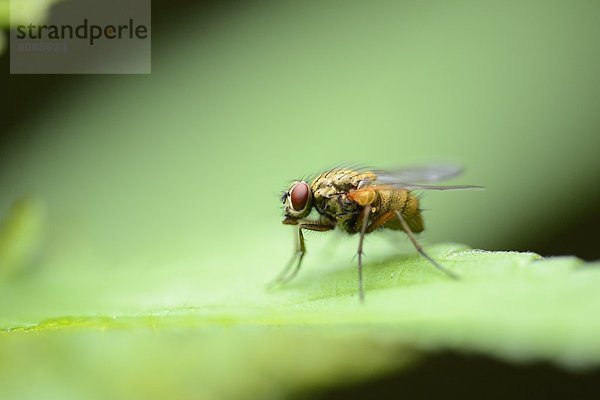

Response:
(370, 164), (482, 191)
(374, 164), (462, 183)
(384, 183), (483, 191)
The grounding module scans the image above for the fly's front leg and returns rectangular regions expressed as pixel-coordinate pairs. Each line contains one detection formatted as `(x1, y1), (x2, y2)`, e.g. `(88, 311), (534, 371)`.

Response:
(268, 219), (335, 288)
(394, 210), (459, 280)
(267, 225), (304, 288)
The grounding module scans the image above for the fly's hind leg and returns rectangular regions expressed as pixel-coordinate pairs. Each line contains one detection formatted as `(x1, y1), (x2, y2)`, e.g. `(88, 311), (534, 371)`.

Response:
(394, 210), (459, 280)
(268, 220), (334, 288)
(354, 209), (458, 293)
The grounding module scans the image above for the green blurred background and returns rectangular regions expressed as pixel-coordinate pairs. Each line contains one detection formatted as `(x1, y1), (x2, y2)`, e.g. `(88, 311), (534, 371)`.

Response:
(3, 0), (599, 262)
(1, 0), (599, 399)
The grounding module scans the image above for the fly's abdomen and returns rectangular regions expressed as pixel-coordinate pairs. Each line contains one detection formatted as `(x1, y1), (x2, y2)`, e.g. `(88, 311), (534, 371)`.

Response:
(375, 189), (424, 233)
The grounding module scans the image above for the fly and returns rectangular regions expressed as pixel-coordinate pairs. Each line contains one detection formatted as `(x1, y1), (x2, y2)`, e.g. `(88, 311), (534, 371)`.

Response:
(272, 164), (481, 302)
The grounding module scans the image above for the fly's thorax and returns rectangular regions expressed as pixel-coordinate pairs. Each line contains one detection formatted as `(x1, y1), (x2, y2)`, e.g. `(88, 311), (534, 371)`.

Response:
(310, 169), (376, 218)
(310, 169), (376, 197)
(314, 192), (356, 218)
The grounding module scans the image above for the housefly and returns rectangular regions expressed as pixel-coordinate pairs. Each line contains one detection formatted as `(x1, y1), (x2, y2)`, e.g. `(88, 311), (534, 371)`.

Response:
(273, 164), (481, 302)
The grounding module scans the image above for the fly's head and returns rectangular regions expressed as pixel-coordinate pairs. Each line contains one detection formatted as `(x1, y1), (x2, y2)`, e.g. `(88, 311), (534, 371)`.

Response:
(281, 181), (313, 222)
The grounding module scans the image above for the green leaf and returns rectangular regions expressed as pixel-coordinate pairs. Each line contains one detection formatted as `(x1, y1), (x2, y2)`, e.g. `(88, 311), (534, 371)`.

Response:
(1, 240), (599, 399)
(0, 0), (62, 55)
(0, 196), (45, 281)
(1, 0), (61, 27)
(0, 1), (7, 26)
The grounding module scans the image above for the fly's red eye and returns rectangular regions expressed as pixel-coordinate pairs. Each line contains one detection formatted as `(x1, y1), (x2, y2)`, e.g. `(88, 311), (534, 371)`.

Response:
(290, 182), (309, 211)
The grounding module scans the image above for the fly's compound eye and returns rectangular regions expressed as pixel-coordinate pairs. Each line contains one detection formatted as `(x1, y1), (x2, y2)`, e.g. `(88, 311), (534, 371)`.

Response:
(290, 182), (309, 211)
(284, 181), (312, 218)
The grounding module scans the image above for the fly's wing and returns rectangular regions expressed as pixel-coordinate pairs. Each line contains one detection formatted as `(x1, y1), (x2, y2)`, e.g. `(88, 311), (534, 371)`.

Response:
(369, 164), (482, 191)
(374, 164), (462, 182)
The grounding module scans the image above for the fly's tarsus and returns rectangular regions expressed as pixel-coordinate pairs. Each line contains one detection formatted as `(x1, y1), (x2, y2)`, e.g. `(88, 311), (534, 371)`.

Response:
(267, 227), (306, 289)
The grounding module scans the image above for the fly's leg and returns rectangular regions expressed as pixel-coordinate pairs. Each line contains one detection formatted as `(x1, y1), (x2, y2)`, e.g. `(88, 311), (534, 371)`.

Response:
(267, 226), (305, 288)
(357, 209), (459, 283)
(394, 210), (459, 280)
(268, 221), (334, 288)
(356, 205), (372, 303)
